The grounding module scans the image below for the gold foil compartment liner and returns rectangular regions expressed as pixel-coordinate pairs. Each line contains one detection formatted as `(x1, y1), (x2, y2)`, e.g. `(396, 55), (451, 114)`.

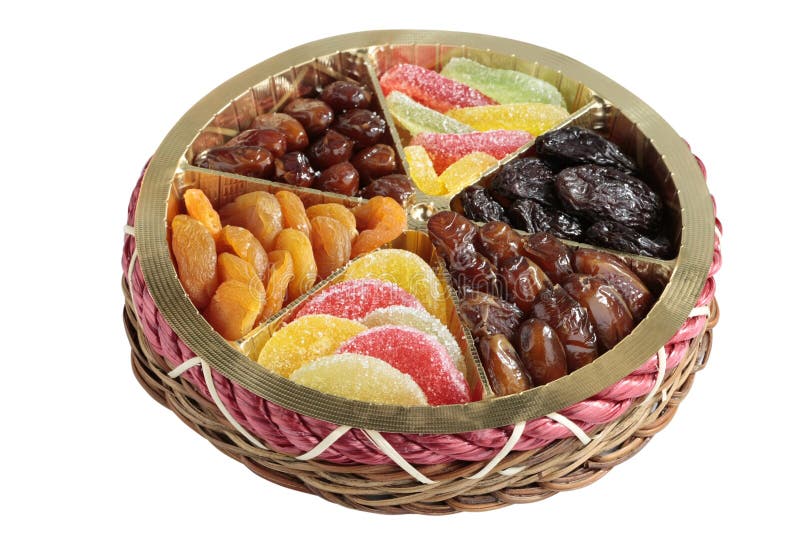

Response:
(237, 229), (492, 402)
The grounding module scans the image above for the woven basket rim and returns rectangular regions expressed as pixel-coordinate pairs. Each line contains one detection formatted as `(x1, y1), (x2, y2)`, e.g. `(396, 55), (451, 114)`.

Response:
(133, 29), (715, 433)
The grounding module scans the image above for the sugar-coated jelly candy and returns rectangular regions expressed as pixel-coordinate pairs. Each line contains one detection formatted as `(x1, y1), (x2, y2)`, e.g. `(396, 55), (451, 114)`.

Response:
(219, 191), (283, 252)
(361, 305), (466, 378)
(437, 152), (497, 194)
(293, 278), (424, 321)
(290, 353), (428, 406)
(343, 248), (448, 323)
(350, 196), (407, 257)
(379, 63), (496, 113)
(410, 131), (532, 174)
(257, 314), (366, 377)
(440, 57), (566, 108)
(273, 228), (317, 301)
(386, 91), (474, 136)
(203, 280), (264, 341)
(172, 214), (219, 310)
(448, 103), (569, 137)
(404, 145), (444, 195)
(338, 326), (469, 405)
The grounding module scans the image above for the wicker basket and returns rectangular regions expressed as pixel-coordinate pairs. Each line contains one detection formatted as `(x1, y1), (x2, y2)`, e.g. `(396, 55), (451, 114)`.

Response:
(121, 30), (721, 514)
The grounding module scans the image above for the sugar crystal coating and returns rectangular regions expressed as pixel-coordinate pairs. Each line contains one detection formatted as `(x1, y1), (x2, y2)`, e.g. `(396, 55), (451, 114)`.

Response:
(342, 249), (448, 323)
(386, 91), (474, 136)
(404, 145), (444, 195)
(379, 63), (496, 113)
(437, 152), (498, 194)
(256, 314), (366, 377)
(337, 326), (470, 405)
(440, 57), (566, 108)
(290, 353), (428, 406)
(447, 103), (569, 137)
(410, 131), (532, 174)
(361, 305), (467, 378)
(293, 278), (424, 321)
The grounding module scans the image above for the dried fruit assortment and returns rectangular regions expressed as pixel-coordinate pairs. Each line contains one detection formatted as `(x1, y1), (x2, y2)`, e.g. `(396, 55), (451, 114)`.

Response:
(192, 78), (414, 204)
(455, 126), (673, 258)
(170, 188), (406, 341)
(428, 210), (657, 396)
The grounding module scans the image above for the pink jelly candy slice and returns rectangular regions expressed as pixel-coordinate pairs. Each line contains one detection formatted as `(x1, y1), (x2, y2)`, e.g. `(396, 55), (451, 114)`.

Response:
(379, 63), (496, 114)
(337, 325), (470, 405)
(409, 130), (532, 174)
(292, 278), (425, 321)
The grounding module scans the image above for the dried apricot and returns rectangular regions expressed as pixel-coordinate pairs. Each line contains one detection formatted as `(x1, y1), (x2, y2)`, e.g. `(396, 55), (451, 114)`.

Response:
(309, 216), (352, 279)
(183, 189), (222, 241)
(218, 225), (269, 280)
(305, 203), (358, 242)
(275, 190), (310, 236)
(274, 228), (317, 301)
(350, 196), (407, 257)
(203, 280), (264, 340)
(260, 250), (294, 322)
(218, 252), (266, 307)
(219, 191), (283, 251)
(171, 214), (219, 310)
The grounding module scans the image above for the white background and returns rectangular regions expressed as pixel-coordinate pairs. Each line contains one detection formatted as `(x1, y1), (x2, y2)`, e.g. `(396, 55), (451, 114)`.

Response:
(2, 1), (796, 545)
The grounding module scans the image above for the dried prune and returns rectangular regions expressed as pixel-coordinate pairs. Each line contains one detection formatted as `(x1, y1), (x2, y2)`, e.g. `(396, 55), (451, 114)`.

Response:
(427, 211), (478, 266)
(478, 335), (531, 396)
(274, 151), (316, 188)
(333, 109), (386, 148)
(561, 274), (633, 352)
(534, 126), (637, 173)
(498, 256), (552, 315)
(489, 157), (558, 207)
(459, 289), (523, 340)
(585, 220), (672, 258)
(194, 146), (273, 178)
(320, 81), (373, 112)
(508, 199), (583, 239)
(282, 98), (334, 136)
(515, 318), (568, 386)
(556, 165), (662, 233)
(573, 248), (654, 321)
(476, 221), (523, 265)
(520, 232), (574, 283)
(457, 186), (508, 223)
(532, 286), (598, 371)
(360, 174), (414, 206)
(307, 130), (354, 169)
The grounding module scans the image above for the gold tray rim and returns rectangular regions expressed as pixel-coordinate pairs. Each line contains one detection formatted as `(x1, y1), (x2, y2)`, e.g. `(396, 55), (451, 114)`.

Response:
(135, 29), (714, 434)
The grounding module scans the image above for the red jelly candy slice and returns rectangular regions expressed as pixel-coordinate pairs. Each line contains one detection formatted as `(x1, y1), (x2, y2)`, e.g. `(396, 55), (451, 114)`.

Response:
(337, 325), (470, 405)
(379, 63), (496, 113)
(292, 278), (424, 321)
(410, 130), (533, 174)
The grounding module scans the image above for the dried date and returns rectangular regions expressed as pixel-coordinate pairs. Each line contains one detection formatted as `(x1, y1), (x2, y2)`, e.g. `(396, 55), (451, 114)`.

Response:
(476, 221), (523, 266)
(479, 335), (531, 396)
(249, 112), (309, 152)
(585, 220), (672, 258)
(521, 232), (574, 283)
(498, 255), (552, 315)
(555, 165), (662, 233)
(194, 146), (273, 178)
(532, 286), (598, 371)
(515, 318), (568, 386)
(449, 251), (501, 296)
(427, 211), (478, 266)
(508, 199), (584, 240)
(459, 289), (523, 340)
(360, 174), (414, 206)
(320, 81), (373, 112)
(561, 274), (634, 352)
(282, 98), (334, 136)
(534, 126), (637, 173)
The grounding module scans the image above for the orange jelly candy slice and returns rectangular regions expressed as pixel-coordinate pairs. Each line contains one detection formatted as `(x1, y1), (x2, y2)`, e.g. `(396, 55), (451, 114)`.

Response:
(309, 216), (352, 280)
(203, 280), (264, 340)
(219, 191), (283, 251)
(260, 250), (294, 322)
(275, 190), (310, 236)
(171, 214), (218, 310)
(350, 196), (407, 258)
(218, 225), (269, 280)
(273, 228), (317, 301)
(183, 188), (222, 241)
(256, 314), (366, 377)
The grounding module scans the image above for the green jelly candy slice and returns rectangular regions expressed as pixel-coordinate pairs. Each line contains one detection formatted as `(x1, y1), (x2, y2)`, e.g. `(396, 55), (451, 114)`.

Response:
(386, 91), (474, 136)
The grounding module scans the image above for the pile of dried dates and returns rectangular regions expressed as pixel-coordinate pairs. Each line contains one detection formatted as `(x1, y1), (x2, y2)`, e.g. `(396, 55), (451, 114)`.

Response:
(454, 126), (672, 258)
(428, 211), (656, 395)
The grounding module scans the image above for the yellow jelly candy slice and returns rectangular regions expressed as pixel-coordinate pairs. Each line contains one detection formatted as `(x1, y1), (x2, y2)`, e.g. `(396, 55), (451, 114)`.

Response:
(438, 152), (497, 194)
(290, 353), (428, 406)
(257, 314), (366, 377)
(447, 103), (569, 137)
(404, 145), (444, 196)
(343, 248), (448, 324)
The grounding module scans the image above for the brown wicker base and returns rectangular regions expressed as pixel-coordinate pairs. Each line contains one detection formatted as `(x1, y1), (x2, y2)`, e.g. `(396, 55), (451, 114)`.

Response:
(123, 277), (717, 515)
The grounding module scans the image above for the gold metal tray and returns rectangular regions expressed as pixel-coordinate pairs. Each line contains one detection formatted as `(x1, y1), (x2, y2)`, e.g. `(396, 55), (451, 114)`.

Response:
(135, 30), (714, 434)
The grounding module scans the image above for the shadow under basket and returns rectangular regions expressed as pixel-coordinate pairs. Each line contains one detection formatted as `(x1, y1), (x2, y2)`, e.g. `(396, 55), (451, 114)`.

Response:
(122, 30), (721, 515)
